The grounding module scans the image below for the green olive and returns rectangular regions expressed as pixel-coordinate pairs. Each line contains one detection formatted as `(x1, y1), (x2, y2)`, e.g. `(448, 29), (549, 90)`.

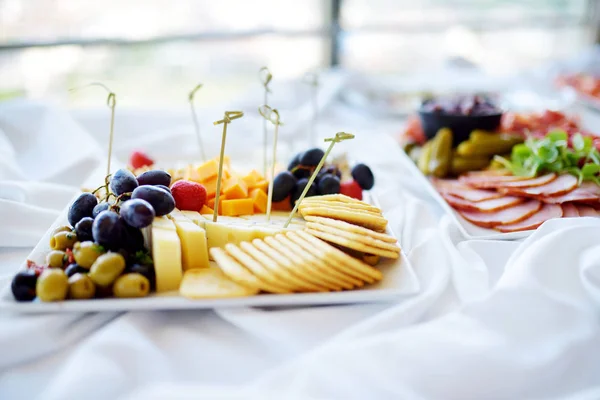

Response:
(52, 225), (72, 236)
(113, 273), (150, 298)
(73, 241), (105, 269)
(68, 273), (96, 299)
(46, 250), (67, 269)
(89, 252), (126, 287)
(50, 231), (78, 250)
(36, 269), (68, 302)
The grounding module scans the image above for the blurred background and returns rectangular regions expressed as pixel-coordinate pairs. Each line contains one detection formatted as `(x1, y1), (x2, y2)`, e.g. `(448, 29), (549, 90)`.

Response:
(1, 0), (599, 108)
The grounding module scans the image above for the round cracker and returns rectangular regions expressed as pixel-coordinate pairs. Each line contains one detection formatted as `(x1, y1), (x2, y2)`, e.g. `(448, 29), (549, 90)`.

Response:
(303, 216), (397, 243)
(299, 207), (387, 231)
(239, 241), (326, 293)
(306, 228), (400, 259)
(271, 234), (364, 289)
(179, 268), (258, 299)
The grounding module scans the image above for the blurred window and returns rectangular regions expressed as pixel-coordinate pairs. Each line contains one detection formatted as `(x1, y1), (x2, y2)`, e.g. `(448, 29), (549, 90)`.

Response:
(0, 0), (596, 106)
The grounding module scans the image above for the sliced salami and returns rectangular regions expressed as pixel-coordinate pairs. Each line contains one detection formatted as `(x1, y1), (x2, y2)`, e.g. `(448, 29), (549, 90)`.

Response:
(502, 174), (578, 198)
(561, 203), (579, 217)
(442, 193), (523, 213)
(457, 200), (542, 228)
(495, 204), (563, 233)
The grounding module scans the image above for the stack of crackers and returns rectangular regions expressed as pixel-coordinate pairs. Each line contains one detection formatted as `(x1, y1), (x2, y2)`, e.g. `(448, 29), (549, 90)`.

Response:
(180, 194), (401, 299)
(299, 194), (401, 263)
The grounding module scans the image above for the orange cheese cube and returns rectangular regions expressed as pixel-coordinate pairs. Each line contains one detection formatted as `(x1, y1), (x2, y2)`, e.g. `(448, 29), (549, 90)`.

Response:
(195, 159), (219, 182)
(250, 180), (269, 193)
(273, 196), (292, 211)
(200, 205), (214, 215)
(249, 188), (268, 213)
(208, 194), (227, 210)
(223, 178), (248, 200)
(221, 198), (254, 216)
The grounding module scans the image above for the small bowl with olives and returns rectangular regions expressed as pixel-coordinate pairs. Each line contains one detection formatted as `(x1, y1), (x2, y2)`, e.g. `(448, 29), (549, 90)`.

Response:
(418, 95), (503, 146)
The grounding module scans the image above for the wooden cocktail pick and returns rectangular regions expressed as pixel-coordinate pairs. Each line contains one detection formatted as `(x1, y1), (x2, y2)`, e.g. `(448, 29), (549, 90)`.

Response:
(258, 105), (283, 222)
(188, 83), (206, 162)
(212, 111), (244, 222)
(284, 132), (354, 228)
(259, 67), (273, 177)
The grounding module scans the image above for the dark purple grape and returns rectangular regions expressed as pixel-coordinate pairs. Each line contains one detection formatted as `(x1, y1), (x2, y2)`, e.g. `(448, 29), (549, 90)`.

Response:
(110, 168), (139, 196)
(299, 148), (325, 167)
(132, 186), (175, 216)
(93, 202), (111, 218)
(120, 199), (155, 228)
(125, 264), (156, 290)
(290, 178), (318, 207)
(65, 263), (88, 278)
(75, 217), (94, 242)
(272, 171), (297, 202)
(11, 270), (38, 302)
(121, 222), (145, 253)
(287, 153), (302, 171)
(68, 193), (98, 227)
(292, 167), (312, 180)
(351, 164), (375, 190)
(92, 210), (123, 251)
(319, 164), (342, 179)
(156, 185), (171, 193)
(136, 170), (171, 187)
(317, 174), (341, 195)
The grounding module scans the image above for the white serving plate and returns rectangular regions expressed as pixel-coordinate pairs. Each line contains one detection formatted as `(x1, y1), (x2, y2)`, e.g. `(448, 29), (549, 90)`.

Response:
(0, 193), (419, 313)
(397, 149), (534, 240)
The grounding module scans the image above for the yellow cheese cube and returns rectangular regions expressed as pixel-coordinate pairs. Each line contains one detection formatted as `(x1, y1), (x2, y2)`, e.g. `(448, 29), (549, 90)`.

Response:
(151, 222), (183, 293)
(223, 178), (248, 200)
(249, 188), (268, 213)
(152, 216), (177, 231)
(200, 205), (214, 215)
(221, 198), (254, 216)
(249, 169), (264, 181)
(241, 173), (257, 188)
(172, 218), (210, 270)
(195, 159), (219, 182)
(250, 180), (269, 193)
(202, 177), (219, 198)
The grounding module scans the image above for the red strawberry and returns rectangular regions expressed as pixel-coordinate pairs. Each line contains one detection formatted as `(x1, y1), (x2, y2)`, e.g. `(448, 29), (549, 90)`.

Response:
(130, 151), (154, 169)
(171, 180), (207, 211)
(340, 180), (363, 200)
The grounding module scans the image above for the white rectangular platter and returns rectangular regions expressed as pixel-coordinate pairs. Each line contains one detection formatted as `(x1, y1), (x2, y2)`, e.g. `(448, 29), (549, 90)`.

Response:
(397, 149), (534, 240)
(0, 193), (419, 313)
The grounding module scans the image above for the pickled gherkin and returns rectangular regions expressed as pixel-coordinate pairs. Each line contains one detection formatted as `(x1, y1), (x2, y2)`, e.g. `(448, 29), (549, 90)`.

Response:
(457, 131), (523, 157)
(427, 128), (453, 178)
(417, 141), (433, 175)
(451, 155), (491, 175)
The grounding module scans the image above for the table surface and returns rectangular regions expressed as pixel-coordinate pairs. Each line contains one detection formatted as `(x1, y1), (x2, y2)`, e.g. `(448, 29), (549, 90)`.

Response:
(1, 75), (599, 400)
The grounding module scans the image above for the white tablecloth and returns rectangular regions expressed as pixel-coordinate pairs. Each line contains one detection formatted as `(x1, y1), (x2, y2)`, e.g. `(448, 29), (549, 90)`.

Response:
(1, 89), (599, 400)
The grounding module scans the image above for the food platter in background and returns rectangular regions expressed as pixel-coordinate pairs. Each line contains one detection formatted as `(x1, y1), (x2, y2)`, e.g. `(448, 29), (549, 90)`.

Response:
(399, 94), (600, 239)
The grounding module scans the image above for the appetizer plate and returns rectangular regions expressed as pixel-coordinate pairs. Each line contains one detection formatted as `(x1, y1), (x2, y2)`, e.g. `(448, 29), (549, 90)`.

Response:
(397, 149), (534, 240)
(0, 193), (419, 313)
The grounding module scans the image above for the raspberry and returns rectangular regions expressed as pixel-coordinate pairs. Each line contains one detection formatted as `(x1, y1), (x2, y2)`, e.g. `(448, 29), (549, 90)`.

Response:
(340, 180), (363, 200)
(171, 180), (207, 211)
(130, 151), (154, 169)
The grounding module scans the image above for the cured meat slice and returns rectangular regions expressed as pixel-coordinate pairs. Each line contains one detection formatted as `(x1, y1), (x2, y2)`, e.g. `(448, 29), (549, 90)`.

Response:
(442, 193), (523, 212)
(432, 178), (503, 202)
(458, 174), (527, 187)
(561, 203), (579, 217)
(502, 174), (578, 198)
(457, 200), (542, 228)
(579, 182), (600, 197)
(540, 185), (599, 204)
(496, 204), (563, 233)
(460, 173), (556, 190)
(575, 205), (599, 217)
(464, 169), (513, 178)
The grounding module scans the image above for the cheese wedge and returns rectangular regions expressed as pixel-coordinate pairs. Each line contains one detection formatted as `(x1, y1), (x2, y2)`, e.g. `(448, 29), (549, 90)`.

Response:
(150, 217), (183, 293)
